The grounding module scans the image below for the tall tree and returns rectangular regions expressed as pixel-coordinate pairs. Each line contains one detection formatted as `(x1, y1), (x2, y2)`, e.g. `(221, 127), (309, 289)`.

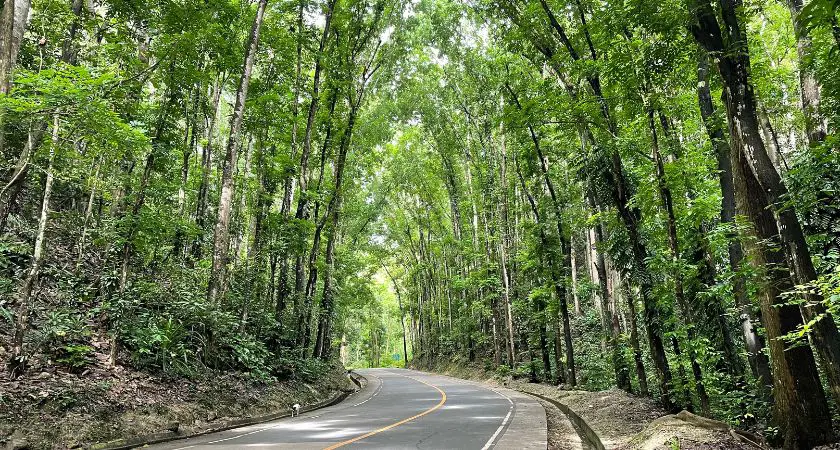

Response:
(208, 0), (269, 305)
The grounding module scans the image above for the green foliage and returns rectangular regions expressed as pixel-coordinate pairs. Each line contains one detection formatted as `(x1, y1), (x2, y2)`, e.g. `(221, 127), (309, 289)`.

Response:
(494, 364), (512, 379)
(228, 335), (272, 380)
(56, 345), (94, 371)
(274, 355), (332, 383)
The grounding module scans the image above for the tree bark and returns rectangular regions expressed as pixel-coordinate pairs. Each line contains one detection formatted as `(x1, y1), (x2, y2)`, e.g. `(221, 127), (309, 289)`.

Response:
(275, 0), (306, 323)
(505, 0), (671, 403)
(0, 123), (47, 232)
(192, 76), (222, 259)
(505, 83), (576, 386)
(588, 191), (631, 392)
(623, 278), (649, 396)
(385, 266), (409, 367)
(207, 0), (267, 305)
(498, 123), (516, 367)
(690, 2), (834, 444)
(647, 106), (710, 415)
(695, 47), (771, 388)
(76, 157), (101, 271)
(787, 0), (827, 146)
(8, 115), (58, 377)
(515, 152), (563, 384)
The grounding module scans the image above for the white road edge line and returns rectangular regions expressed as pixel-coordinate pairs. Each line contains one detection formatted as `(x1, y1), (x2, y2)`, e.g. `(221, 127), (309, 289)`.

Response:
(481, 405), (514, 450)
(170, 372), (382, 450)
(352, 372), (384, 406)
(477, 384), (515, 450)
(413, 369), (518, 450)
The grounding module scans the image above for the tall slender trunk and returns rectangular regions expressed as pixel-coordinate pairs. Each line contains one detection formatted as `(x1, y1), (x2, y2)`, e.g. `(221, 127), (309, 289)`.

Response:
(787, 0), (827, 145)
(570, 236), (580, 315)
(313, 103), (358, 358)
(623, 278), (649, 396)
(297, 91), (338, 349)
(207, 0), (267, 305)
(313, 222), (338, 359)
(498, 124), (516, 366)
(385, 266), (409, 367)
(175, 86), (200, 257)
(291, 1), (336, 346)
(505, 83), (576, 386)
(76, 158), (101, 271)
(515, 154), (559, 384)
(192, 76), (222, 259)
(0, 0), (30, 157)
(0, 123), (47, 231)
(503, 1), (670, 401)
(589, 191), (631, 392)
(690, 2), (833, 444)
(0, 0), (67, 232)
(8, 115), (58, 377)
(647, 106), (709, 415)
(696, 48), (771, 388)
(110, 92), (172, 366)
(275, 0), (306, 322)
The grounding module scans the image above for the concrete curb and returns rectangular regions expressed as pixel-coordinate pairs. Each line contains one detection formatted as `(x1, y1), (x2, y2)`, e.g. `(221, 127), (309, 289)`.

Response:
(348, 371), (366, 389)
(87, 371), (366, 450)
(524, 391), (605, 450)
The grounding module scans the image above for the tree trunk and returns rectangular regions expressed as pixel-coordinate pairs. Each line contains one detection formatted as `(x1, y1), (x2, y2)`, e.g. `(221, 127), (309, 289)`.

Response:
(312, 108), (357, 358)
(570, 236), (580, 315)
(76, 158), (101, 271)
(207, 0), (267, 305)
(385, 266), (409, 367)
(290, 0), (337, 313)
(696, 47), (771, 388)
(515, 154), (561, 384)
(0, 123), (47, 232)
(691, 3), (834, 443)
(275, 0), (306, 324)
(505, 83), (576, 386)
(0, 0), (30, 156)
(8, 115), (58, 377)
(314, 221), (338, 359)
(506, 0), (671, 402)
(110, 91), (173, 366)
(589, 191), (631, 392)
(709, 0), (840, 422)
(623, 279), (649, 396)
(787, 0), (827, 146)
(647, 107), (710, 415)
(297, 90), (338, 349)
(192, 76), (222, 259)
(735, 132), (833, 447)
(498, 125), (516, 367)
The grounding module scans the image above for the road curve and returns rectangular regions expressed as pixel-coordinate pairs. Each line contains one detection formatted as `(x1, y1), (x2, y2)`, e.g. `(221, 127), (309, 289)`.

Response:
(145, 368), (547, 450)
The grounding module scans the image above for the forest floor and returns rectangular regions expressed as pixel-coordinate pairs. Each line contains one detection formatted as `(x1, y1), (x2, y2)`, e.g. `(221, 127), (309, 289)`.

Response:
(417, 359), (766, 450)
(0, 350), (353, 450)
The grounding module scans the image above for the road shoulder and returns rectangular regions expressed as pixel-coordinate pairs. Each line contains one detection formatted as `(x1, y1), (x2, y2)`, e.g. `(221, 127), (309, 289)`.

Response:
(404, 370), (548, 450)
(490, 386), (548, 450)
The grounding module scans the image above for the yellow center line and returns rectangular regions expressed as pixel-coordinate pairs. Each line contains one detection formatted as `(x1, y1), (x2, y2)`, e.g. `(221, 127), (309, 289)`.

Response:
(323, 375), (447, 450)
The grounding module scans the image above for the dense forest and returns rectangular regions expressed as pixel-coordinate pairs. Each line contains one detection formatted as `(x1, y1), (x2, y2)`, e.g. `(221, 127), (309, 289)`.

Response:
(1, 0), (839, 447)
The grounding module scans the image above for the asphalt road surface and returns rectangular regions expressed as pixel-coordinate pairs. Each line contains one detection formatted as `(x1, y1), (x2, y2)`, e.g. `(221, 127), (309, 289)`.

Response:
(145, 368), (547, 450)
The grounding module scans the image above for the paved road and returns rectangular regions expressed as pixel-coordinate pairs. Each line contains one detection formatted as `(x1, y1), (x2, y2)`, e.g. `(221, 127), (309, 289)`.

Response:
(146, 368), (547, 449)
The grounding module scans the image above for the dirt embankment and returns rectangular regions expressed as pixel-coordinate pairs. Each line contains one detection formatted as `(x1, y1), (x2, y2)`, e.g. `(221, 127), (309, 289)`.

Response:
(512, 382), (763, 450)
(0, 361), (352, 449)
